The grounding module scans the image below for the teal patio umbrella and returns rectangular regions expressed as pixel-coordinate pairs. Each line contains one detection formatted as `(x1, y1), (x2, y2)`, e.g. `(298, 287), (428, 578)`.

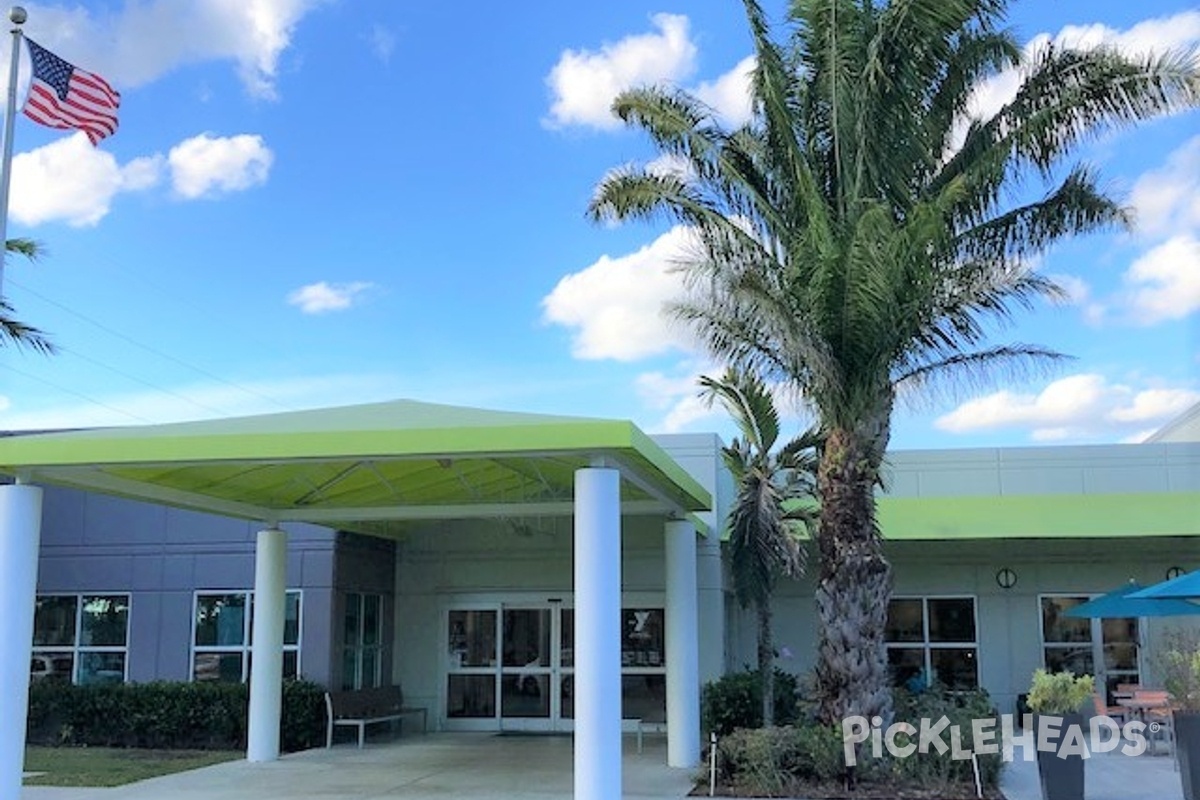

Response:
(1065, 580), (1200, 618)
(1130, 570), (1200, 602)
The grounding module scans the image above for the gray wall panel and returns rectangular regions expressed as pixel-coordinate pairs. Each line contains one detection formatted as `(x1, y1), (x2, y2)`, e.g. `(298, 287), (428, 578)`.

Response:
(131, 555), (165, 591)
(83, 494), (168, 545)
(299, 587), (333, 686)
(160, 555), (195, 589)
(40, 487), (86, 545)
(39, 555), (134, 591)
(126, 593), (161, 683)
(154, 591), (195, 681)
(192, 554), (255, 589)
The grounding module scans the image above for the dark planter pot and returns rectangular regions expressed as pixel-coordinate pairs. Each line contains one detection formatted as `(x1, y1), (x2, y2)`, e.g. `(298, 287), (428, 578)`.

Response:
(1177, 711), (1200, 800)
(1034, 713), (1085, 800)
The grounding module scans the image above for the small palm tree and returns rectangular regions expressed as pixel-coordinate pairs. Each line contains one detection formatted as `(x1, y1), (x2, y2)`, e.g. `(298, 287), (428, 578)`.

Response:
(1, 237), (54, 354)
(700, 367), (819, 726)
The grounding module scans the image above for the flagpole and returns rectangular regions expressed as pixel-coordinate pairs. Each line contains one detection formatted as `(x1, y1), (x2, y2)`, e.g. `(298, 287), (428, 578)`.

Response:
(0, 5), (25, 299)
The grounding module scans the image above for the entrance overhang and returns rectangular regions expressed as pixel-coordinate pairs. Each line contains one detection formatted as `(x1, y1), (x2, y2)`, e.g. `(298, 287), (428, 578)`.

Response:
(0, 399), (711, 530)
(0, 399), (713, 800)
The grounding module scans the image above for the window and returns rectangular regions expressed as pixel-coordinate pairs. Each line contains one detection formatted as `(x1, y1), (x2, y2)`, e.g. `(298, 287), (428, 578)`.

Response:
(192, 590), (301, 682)
(1041, 595), (1140, 702)
(342, 593), (383, 690)
(886, 596), (978, 690)
(619, 608), (666, 723)
(32, 594), (130, 684)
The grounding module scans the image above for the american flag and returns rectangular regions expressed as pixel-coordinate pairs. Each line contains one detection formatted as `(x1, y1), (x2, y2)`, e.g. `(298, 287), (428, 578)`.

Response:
(23, 38), (120, 145)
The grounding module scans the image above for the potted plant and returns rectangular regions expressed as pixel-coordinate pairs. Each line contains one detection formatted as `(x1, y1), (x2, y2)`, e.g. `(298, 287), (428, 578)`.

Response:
(1157, 630), (1200, 800)
(1026, 669), (1094, 800)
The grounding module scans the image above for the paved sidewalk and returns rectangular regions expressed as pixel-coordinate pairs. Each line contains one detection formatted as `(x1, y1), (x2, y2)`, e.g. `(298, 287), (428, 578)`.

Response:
(25, 730), (1183, 800)
(999, 733), (1183, 800)
(22, 734), (696, 800)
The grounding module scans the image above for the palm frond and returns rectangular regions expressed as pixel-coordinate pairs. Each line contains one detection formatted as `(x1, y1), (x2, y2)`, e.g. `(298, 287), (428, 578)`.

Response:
(0, 300), (55, 355)
(6, 238), (42, 260)
(699, 369), (781, 455)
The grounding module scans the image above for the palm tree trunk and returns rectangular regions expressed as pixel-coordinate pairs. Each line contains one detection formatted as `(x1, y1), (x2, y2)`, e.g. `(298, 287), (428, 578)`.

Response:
(757, 599), (775, 727)
(813, 422), (893, 725)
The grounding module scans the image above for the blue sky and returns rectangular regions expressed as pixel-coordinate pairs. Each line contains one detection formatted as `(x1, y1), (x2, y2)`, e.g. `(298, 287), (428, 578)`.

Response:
(0, 0), (1196, 450)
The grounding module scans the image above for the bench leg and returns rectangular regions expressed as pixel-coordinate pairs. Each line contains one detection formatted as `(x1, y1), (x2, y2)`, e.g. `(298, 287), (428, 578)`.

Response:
(326, 719), (333, 749)
(358, 722), (366, 749)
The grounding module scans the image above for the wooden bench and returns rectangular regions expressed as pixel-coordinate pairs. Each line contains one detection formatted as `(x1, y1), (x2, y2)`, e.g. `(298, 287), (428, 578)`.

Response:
(324, 686), (428, 748)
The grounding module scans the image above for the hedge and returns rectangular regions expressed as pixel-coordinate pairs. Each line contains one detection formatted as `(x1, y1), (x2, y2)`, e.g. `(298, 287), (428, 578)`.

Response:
(27, 679), (326, 752)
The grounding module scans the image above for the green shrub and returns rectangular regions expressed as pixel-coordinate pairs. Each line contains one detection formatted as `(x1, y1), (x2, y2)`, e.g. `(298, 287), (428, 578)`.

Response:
(1026, 669), (1093, 715)
(701, 669), (800, 736)
(709, 685), (1005, 797)
(714, 723), (848, 795)
(890, 684), (1004, 790)
(27, 679), (325, 752)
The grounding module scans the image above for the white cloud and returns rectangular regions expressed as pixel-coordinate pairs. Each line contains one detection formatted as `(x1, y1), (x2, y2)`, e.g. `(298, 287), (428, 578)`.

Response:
(11, 0), (327, 100)
(934, 373), (1200, 441)
(367, 24), (396, 65)
(287, 281), (373, 314)
(544, 13), (697, 130)
(1129, 135), (1200, 239)
(7, 131), (272, 226)
(692, 55), (756, 128)
(168, 133), (274, 199)
(544, 15), (759, 133)
(1048, 273), (1110, 326)
(10, 133), (163, 226)
(1123, 235), (1200, 324)
(644, 153), (695, 181)
(635, 367), (717, 433)
(541, 226), (697, 360)
(1108, 387), (1200, 423)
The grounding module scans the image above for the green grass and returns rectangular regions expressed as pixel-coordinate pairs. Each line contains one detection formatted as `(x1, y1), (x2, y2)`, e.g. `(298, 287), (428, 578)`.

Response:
(23, 746), (242, 787)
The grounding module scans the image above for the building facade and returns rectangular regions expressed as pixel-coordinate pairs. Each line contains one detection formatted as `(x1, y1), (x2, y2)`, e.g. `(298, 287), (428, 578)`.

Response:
(19, 409), (1200, 735)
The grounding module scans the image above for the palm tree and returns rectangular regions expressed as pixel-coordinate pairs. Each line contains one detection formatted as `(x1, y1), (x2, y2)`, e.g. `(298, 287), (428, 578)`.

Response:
(700, 367), (819, 727)
(590, 0), (1200, 724)
(1, 237), (54, 354)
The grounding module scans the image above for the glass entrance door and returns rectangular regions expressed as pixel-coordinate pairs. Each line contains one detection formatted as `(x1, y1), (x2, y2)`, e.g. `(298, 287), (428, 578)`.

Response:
(500, 607), (552, 729)
(1040, 595), (1143, 702)
(445, 603), (575, 732)
(443, 602), (667, 731)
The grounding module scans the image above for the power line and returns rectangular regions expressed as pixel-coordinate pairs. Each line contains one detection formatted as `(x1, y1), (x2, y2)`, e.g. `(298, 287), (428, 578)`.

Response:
(56, 344), (235, 418)
(8, 277), (296, 414)
(0, 359), (152, 425)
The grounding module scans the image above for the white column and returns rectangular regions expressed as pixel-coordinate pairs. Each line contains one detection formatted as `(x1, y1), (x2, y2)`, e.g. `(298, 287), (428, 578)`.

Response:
(247, 527), (287, 763)
(574, 467), (621, 800)
(665, 518), (700, 768)
(0, 484), (41, 800)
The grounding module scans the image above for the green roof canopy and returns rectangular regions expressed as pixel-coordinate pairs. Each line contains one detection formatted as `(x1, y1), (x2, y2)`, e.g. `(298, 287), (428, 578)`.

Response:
(0, 400), (712, 537)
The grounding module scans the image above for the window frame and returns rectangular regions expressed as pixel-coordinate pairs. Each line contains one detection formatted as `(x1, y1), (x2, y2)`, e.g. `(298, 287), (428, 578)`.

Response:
(31, 592), (131, 685)
(342, 592), (385, 690)
(1038, 592), (1142, 702)
(190, 589), (302, 683)
(885, 594), (979, 690)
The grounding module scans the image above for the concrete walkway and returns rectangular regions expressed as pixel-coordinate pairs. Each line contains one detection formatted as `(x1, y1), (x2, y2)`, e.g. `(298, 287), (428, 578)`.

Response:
(22, 733), (696, 800)
(24, 730), (1184, 800)
(999, 734), (1183, 800)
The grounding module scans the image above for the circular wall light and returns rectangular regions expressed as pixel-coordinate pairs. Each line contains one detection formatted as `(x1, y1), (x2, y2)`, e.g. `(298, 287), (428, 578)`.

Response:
(996, 567), (1018, 590)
